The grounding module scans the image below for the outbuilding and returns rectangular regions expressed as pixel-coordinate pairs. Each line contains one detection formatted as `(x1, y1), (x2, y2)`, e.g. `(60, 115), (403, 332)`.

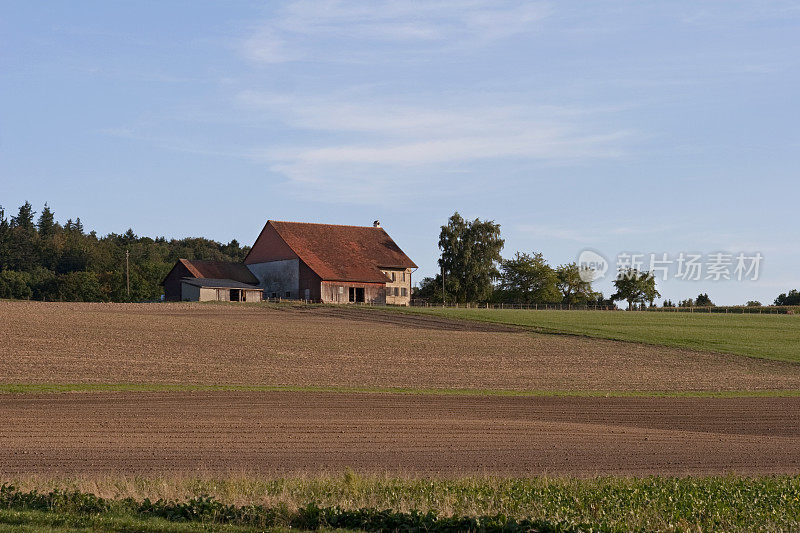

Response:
(180, 278), (263, 302)
(162, 259), (262, 302)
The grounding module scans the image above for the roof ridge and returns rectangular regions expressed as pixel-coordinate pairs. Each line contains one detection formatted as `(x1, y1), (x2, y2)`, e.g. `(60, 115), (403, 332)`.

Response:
(178, 258), (203, 278)
(270, 220), (384, 230)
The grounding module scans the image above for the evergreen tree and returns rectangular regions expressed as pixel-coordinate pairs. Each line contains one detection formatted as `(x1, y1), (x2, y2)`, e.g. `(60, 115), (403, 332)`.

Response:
(11, 201), (35, 230)
(0, 206), (10, 270)
(37, 203), (56, 236)
(8, 201), (38, 271)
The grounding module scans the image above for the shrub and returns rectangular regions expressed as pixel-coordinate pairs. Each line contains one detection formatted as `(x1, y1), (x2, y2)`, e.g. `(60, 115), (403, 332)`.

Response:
(0, 270), (32, 299)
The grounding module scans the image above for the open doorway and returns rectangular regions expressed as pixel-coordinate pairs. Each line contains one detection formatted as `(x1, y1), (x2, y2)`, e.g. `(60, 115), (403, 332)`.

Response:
(230, 289), (241, 302)
(348, 287), (365, 303)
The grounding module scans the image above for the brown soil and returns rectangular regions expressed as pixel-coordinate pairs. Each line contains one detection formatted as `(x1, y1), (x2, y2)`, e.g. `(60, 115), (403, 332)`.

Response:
(1, 391), (798, 476)
(2, 301), (800, 392)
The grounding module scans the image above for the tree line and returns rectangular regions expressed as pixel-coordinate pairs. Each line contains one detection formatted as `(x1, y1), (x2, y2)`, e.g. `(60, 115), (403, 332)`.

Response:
(1, 204), (797, 306)
(413, 212), (797, 309)
(414, 212), (612, 306)
(0, 201), (248, 301)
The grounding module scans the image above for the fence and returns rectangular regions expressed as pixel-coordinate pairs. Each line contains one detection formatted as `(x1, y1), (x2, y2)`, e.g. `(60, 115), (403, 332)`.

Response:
(254, 297), (798, 314)
(410, 301), (616, 311)
(409, 301), (799, 314)
(643, 305), (797, 314)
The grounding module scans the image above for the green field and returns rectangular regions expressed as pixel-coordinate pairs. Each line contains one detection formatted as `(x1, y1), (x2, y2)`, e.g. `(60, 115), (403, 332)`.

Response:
(397, 307), (800, 363)
(3, 474), (799, 532)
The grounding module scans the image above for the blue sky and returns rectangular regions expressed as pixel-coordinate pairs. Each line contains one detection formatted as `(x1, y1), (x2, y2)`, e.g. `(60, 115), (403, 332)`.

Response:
(1, 1), (798, 304)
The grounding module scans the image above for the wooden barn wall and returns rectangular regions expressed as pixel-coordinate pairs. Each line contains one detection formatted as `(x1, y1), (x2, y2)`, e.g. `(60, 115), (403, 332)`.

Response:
(164, 263), (194, 301)
(320, 281), (385, 305)
(243, 289), (263, 302)
(299, 261), (322, 301)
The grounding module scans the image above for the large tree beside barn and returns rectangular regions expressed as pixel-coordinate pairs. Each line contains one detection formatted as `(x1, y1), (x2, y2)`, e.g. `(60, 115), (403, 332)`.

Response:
(437, 212), (504, 304)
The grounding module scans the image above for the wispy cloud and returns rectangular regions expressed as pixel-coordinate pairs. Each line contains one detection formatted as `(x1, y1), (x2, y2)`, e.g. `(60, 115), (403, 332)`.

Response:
(237, 92), (630, 202)
(242, 0), (550, 63)
(516, 223), (677, 243)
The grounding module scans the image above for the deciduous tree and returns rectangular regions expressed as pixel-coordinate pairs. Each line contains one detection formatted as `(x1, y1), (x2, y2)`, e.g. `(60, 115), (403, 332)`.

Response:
(611, 269), (660, 309)
(555, 262), (594, 304)
(695, 293), (713, 307)
(438, 212), (504, 303)
(775, 290), (800, 306)
(497, 252), (560, 304)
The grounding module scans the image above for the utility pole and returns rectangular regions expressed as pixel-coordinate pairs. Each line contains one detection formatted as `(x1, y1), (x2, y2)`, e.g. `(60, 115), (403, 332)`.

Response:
(441, 265), (445, 307)
(125, 249), (130, 301)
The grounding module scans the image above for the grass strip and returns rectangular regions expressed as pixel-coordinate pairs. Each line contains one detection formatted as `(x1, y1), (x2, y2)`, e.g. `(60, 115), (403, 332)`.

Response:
(1, 383), (800, 398)
(0, 508), (279, 532)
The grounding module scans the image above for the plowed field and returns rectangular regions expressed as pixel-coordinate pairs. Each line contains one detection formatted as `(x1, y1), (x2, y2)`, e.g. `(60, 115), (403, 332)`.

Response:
(2, 301), (800, 476)
(2, 301), (800, 392)
(1, 391), (798, 475)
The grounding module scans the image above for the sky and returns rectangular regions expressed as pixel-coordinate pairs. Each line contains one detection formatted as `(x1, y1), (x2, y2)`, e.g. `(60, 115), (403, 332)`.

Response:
(1, 1), (799, 305)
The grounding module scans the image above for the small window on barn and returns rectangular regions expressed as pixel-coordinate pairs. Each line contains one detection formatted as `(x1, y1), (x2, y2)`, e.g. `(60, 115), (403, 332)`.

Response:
(285, 291), (291, 298)
(338, 286), (344, 294)
(271, 292), (277, 298)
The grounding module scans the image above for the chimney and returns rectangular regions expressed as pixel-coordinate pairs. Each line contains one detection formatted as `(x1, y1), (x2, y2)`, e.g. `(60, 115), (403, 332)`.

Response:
(373, 220), (381, 228)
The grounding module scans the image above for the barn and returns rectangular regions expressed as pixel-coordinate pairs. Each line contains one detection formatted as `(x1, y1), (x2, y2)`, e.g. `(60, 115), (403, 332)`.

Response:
(245, 220), (417, 305)
(162, 259), (262, 302)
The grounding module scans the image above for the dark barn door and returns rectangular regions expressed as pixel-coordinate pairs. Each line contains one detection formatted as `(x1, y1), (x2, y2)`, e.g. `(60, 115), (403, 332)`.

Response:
(348, 287), (365, 303)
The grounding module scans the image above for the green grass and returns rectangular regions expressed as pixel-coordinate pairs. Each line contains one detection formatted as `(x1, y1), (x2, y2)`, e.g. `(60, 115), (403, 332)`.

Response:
(4, 475), (800, 532)
(0, 509), (303, 533)
(396, 307), (800, 363)
(1, 383), (799, 398)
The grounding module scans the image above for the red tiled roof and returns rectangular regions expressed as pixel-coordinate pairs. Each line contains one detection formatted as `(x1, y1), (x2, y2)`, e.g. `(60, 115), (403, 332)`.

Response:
(267, 221), (417, 283)
(178, 259), (258, 284)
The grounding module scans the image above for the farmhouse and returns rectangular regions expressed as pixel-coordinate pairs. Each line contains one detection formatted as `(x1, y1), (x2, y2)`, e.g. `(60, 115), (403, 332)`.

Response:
(162, 220), (416, 305)
(245, 220), (417, 305)
(162, 259), (263, 302)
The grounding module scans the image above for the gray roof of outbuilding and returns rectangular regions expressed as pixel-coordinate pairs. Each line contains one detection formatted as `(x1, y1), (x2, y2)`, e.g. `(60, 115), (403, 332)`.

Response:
(181, 278), (261, 289)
